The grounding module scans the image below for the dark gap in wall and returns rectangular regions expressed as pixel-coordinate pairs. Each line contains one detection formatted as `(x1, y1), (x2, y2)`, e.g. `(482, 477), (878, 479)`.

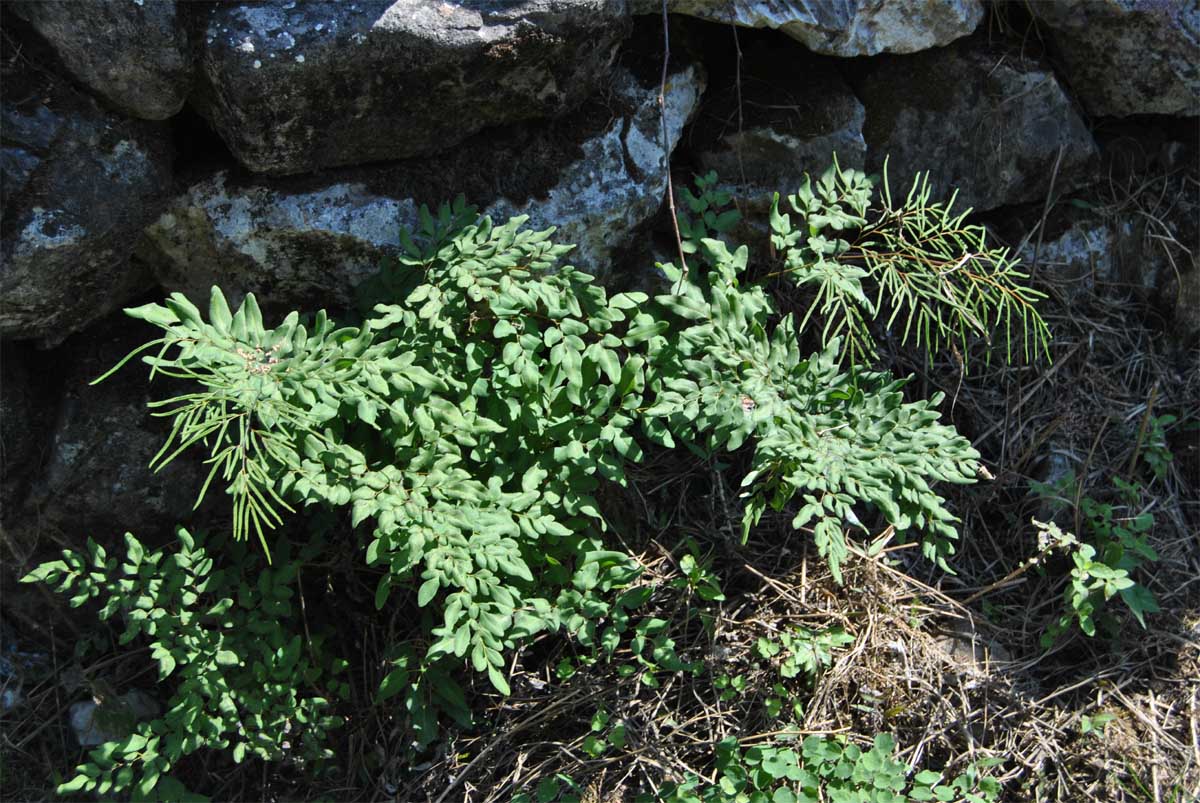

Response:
(20, 297), (227, 558)
(980, 0), (1048, 65)
(675, 17), (851, 167)
(639, 14), (855, 174)
(170, 102), (244, 184)
(625, 14), (858, 274)
(0, 339), (64, 518)
(620, 11), (702, 87)
(1, 9), (70, 97)
(610, 14), (714, 284)
(1091, 114), (1200, 180)
(973, 196), (1070, 252)
(0, 16), (68, 234)
(313, 93), (618, 211)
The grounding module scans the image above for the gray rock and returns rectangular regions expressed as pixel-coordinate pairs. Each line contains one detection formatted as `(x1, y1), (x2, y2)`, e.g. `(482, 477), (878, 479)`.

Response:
(1021, 208), (1198, 346)
(192, 1), (631, 175)
(1, 103), (60, 211)
(69, 689), (159, 747)
(10, 1), (192, 120)
(933, 618), (1012, 671)
(1064, 218), (1179, 298)
(1029, 0), (1200, 118)
(10, 316), (212, 548)
(0, 82), (172, 347)
(485, 62), (705, 280)
(142, 61), (705, 308)
(692, 62), (864, 205)
(1020, 221), (1118, 300)
(0, 102), (62, 151)
(857, 38), (1098, 213)
(633, 0), (983, 56)
(142, 175), (417, 316)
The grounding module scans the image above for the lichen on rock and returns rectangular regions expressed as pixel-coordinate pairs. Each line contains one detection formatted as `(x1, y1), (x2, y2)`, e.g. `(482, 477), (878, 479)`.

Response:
(0, 76), (171, 346)
(191, 0), (633, 175)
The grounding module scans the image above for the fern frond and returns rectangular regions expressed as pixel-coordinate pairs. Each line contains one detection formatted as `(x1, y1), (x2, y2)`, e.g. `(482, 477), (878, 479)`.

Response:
(854, 168), (1051, 367)
(768, 157), (1051, 370)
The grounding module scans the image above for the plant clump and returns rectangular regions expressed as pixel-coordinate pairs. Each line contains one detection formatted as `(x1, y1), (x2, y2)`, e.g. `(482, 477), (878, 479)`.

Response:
(24, 162), (1051, 800)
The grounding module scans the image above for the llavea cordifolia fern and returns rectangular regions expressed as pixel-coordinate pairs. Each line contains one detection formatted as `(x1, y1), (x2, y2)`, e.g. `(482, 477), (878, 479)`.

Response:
(26, 162), (1048, 795)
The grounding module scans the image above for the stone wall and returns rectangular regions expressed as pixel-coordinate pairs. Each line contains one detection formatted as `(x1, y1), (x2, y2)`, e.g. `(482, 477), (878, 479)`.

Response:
(2, 0), (1197, 553)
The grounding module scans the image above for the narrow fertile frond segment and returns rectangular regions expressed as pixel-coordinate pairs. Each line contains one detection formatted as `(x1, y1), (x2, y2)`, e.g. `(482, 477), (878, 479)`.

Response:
(769, 159), (1051, 368)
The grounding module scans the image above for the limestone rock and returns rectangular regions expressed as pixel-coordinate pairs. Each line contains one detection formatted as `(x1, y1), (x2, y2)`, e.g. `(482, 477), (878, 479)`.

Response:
(857, 38), (1098, 213)
(0, 78), (171, 346)
(633, 0), (983, 56)
(192, 0), (631, 175)
(10, 0), (192, 120)
(142, 61), (705, 309)
(1029, 0), (1199, 118)
(142, 175), (416, 316)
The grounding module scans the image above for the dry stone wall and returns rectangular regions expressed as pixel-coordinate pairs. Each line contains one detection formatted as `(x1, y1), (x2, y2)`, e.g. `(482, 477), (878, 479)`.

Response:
(1, 1), (1196, 556)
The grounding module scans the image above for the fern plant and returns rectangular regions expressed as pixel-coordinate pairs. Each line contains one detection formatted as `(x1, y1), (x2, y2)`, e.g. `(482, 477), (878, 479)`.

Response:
(24, 160), (1049, 781)
(647, 192), (985, 580)
(21, 529), (342, 799)
(92, 199), (659, 743)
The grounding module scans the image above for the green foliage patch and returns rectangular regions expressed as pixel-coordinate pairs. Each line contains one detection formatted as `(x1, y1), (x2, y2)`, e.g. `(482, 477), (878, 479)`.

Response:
(24, 162), (1046, 798)
(656, 734), (1002, 803)
(22, 530), (342, 799)
(1031, 474), (1161, 646)
(754, 626), (855, 681)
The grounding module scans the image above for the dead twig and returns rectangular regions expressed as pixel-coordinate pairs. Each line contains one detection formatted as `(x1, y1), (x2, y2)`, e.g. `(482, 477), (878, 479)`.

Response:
(657, 0), (689, 290)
